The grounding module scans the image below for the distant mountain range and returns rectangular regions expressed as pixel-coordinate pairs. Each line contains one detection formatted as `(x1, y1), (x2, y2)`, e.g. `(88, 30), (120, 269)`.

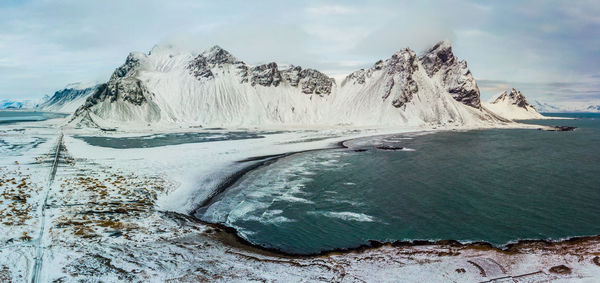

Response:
(532, 101), (600, 113)
(0, 82), (99, 113)
(37, 82), (100, 113)
(2, 42), (596, 126)
(0, 99), (40, 110)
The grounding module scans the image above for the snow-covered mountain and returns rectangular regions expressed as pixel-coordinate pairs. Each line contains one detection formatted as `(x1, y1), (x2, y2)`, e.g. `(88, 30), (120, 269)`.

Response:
(533, 101), (600, 113)
(532, 101), (562, 113)
(37, 82), (100, 113)
(484, 89), (545, 120)
(71, 41), (508, 129)
(0, 99), (39, 110)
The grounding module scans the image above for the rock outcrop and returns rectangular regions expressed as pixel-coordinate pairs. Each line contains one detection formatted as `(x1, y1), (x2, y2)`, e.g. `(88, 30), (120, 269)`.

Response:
(419, 41), (481, 109)
(342, 48), (419, 108)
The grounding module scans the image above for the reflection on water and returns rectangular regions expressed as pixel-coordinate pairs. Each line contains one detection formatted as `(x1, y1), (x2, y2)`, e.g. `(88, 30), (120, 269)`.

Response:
(75, 130), (287, 148)
(0, 111), (67, 124)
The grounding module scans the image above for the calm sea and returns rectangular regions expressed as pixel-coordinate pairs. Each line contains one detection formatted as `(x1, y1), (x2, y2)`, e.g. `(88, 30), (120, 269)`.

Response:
(0, 111), (67, 124)
(198, 113), (600, 254)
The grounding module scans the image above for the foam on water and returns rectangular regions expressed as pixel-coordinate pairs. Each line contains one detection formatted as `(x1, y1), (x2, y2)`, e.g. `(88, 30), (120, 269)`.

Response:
(311, 211), (376, 222)
(198, 114), (600, 255)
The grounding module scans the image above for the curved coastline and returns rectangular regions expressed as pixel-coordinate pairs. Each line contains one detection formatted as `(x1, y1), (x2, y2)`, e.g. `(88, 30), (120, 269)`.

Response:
(188, 129), (596, 258)
(186, 206), (600, 258)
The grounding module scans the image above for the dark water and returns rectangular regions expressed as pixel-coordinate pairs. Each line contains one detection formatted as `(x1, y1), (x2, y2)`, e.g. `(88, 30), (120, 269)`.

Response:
(199, 113), (600, 254)
(75, 130), (286, 148)
(0, 111), (67, 124)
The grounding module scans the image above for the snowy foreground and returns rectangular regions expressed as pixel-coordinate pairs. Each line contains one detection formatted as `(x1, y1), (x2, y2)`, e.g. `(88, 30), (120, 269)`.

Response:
(1, 117), (599, 282)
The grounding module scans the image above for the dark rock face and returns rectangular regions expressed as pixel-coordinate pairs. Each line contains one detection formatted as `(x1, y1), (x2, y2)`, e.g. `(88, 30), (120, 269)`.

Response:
(493, 88), (531, 109)
(343, 48), (419, 108)
(544, 126), (576, 131)
(549, 265), (572, 274)
(386, 50), (419, 108)
(242, 63), (335, 95)
(205, 46), (238, 65)
(419, 41), (482, 109)
(250, 63), (282, 87)
(76, 52), (156, 117)
(375, 145), (404, 150)
(187, 46), (242, 80)
(113, 53), (142, 79)
(294, 68), (335, 95)
(187, 46), (335, 95)
(246, 63), (334, 95)
(419, 41), (457, 77)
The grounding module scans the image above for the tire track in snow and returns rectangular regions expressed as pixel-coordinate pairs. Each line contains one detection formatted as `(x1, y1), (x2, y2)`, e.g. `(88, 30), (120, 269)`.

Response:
(31, 128), (63, 283)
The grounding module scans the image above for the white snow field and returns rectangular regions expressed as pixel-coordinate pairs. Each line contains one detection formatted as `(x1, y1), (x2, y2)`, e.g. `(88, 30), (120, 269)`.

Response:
(0, 41), (593, 282)
(1, 114), (598, 282)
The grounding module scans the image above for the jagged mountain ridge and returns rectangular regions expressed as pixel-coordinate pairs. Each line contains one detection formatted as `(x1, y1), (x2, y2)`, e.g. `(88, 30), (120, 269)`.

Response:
(71, 41), (506, 128)
(37, 82), (100, 113)
(484, 88), (545, 120)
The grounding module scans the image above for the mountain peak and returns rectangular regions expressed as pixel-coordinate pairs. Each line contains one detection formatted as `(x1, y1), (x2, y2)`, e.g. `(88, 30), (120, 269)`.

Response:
(418, 40), (481, 109)
(201, 45), (238, 64)
(428, 40), (452, 52)
(422, 40), (455, 67)
(493, 88), (530, 108)
(208, 45), (225, 52)
(485, 88), (545, 119)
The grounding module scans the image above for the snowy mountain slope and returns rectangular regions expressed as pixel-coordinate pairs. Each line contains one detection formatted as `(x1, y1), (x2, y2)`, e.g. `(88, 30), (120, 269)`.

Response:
(71, 41), (509, 129)
(484, 89), (546, 120)
(73, 45), (335, 128)
(37, 82), (100, 113)
(0, 99), (39, 110)
(335, 47), (504, 127)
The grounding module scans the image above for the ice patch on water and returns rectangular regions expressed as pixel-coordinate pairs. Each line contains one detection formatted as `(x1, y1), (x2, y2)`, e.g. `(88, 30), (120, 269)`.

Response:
(310, 211), (376, 222)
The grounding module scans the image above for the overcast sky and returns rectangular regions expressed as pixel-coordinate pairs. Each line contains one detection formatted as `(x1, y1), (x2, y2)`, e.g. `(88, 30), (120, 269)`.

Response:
(1, 0), (598, 105)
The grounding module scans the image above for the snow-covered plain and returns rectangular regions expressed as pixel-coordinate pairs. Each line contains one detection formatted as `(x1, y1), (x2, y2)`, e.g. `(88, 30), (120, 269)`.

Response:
(2, 114), (599, 282)
(0, 40), (594, 282)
